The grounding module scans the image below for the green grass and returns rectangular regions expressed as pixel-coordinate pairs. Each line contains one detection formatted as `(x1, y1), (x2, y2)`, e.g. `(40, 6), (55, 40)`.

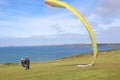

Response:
(0, 49), (120, 80)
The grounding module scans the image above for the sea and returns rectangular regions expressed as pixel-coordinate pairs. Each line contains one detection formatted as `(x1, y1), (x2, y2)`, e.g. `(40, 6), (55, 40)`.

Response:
(0, 44), (120, 64)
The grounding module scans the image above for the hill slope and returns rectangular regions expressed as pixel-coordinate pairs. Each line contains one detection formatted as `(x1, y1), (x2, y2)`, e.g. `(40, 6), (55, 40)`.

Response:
(0, 49), (120, 80)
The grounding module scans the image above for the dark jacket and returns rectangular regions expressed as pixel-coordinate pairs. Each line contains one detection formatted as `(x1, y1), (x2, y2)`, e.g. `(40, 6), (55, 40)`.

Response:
(21, 60), (25, 67)
(25, 58), (30, 65)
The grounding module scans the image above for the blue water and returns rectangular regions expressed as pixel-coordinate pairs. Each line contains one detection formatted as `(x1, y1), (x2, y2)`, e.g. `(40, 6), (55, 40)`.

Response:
(0, 45), (120, 64)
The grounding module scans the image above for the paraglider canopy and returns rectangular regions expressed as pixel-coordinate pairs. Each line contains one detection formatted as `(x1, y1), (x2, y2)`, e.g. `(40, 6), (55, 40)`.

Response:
(45, 0), (65, 8)
(45, 0), (98, 67)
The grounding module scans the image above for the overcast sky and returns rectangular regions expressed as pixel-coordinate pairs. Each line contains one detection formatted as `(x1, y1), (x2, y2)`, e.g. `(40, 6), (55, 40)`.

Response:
(0, 0), (120, 47)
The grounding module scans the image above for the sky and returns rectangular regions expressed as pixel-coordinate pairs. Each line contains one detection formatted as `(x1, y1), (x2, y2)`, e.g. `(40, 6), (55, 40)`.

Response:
(0, 0), (120, 46)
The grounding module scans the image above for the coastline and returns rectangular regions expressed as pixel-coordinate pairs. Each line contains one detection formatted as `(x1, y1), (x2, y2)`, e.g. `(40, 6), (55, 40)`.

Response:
(0, 43), (120, 48)
(1, 48), (120, 65)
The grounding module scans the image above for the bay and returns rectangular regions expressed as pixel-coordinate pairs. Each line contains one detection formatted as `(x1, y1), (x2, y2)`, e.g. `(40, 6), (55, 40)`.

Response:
(0, 44), (120, 64)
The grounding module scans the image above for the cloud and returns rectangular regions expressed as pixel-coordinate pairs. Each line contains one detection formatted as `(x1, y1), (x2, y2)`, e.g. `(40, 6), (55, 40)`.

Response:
(96, 26), (120, 43)
(0, 33), (91, 47)
(96, 0), (120, 16)
(0, 11), (90, 38)
(87, 13), (120, 30)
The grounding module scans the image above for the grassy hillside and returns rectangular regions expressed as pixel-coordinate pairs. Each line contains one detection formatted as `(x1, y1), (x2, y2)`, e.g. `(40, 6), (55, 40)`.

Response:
(0, 49), (120, 80)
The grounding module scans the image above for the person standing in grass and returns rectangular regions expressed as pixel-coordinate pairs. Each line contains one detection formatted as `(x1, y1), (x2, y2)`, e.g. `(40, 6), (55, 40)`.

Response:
(21, 56), (30, 70)
(24, 56), (30, 70)
(21, 58), (25, 68)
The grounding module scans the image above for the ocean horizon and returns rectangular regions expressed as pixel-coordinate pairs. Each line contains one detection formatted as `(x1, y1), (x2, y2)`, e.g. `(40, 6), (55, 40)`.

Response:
(0, 44), (120, 64)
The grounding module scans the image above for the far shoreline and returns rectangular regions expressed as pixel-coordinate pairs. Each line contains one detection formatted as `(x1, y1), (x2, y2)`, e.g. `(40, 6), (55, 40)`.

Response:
(0, 43), (120, 48)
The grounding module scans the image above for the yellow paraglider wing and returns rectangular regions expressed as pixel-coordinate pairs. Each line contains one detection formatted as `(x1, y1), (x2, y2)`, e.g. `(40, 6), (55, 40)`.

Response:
(45, 0), (98, 67)
(45, 0), (65, 8)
